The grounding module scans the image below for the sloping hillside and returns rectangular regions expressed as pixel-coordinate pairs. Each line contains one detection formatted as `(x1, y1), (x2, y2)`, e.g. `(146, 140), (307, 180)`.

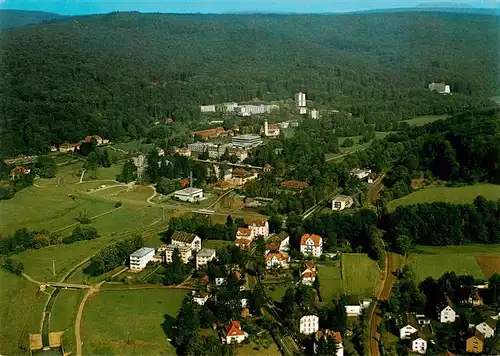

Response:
(0, 10), (66, 29)
(0, 12), (497, 157)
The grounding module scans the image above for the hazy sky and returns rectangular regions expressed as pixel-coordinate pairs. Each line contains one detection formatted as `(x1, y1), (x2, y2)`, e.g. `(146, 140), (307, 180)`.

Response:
(0, 0), (497, 15)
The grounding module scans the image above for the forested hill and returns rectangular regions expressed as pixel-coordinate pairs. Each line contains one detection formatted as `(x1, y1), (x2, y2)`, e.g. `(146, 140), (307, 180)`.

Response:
(0, 10), (66, 29)
(0, 12), (498, 157)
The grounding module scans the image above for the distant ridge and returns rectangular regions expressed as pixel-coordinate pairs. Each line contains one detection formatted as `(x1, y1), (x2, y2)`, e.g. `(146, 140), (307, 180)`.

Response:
(351, 7), (498, 15)
(0, 10), (66, 29)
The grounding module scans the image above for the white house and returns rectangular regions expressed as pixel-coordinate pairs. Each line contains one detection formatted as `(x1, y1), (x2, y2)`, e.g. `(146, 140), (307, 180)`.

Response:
(236, 227), (254, 241)
(263, 121), (280, 137)
(171, 231), (202, 252)
(345, 299), (371, 317)
(301, 261), (317, 285)
(300, 315), (319, 334)
(165, 244), (192, 264)
(215, 277), (226, 286)
(439, 298), (456, 323)
(129, 247), (155, 272)
(266, 231), (290, 254)
(265, 252), (290, 269)
(173, 187), (204, 202)
(411, 333), (427, 354)
(223, 321), (248, 344)
(300, 234), (323, 257)
(309, 109), (319, 119)
(196, 248), (216, 269)
(192, 291), (210, 306)
(350, 168), (371, 180)
(331, 195), (354, 211)
(399, 313), (419, 339)
(246, 218), (269, 238)
(428, 82), (451, 94)
(476, 318), (496, 338)
(314, 330), (344, 356)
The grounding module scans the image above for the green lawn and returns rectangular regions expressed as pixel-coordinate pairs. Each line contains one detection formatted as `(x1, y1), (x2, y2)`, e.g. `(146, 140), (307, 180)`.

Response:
(81, 289), (187, 355)
(407, 244), (500, 281)
(401, 115), (448, 127)
(83, 164), (122, 181)
(342, 254), (380, 298)
(317, 264), (343, 303)
(50, 290), (85, 331)
(265, 283), (288, 302)
(0, 270), (49, 355)
(388, 184), (500, 211)
(202, 240), (233, 250)
(114, 186), (155, 203)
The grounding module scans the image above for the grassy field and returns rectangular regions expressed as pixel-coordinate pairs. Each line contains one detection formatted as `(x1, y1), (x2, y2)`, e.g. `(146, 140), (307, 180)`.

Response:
(50, 290), (85, 332)
(0, 270), (49, 355)
(407, 245), (500, 281)
(342, 254), (380, 298)
(202, 240), (234, 250)
(401, 115), (448, 127)
(115, 186), (155, 203)
(317, 263), (343, 302)
(338, 132), (391, 154)
(388, 184), (500, 211)
(81, 289), (187, 355)
(82, 164), (122, 181)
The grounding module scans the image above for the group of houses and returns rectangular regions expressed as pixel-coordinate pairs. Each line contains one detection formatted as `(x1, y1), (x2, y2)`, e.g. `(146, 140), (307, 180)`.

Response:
(199, 102), (279, 116)
(56, 135), (110, 153)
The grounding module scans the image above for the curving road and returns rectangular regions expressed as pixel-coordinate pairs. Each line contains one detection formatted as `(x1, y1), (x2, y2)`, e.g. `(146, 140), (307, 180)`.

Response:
(369, 252), (398, 356)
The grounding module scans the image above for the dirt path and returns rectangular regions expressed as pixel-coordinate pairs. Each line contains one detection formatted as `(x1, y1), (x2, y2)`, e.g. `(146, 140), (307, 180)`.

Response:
(51, 206), (122, 233)
(325, 147), (367, 162)
(146, 185), (157, 204)
(75, 285), (100, 356)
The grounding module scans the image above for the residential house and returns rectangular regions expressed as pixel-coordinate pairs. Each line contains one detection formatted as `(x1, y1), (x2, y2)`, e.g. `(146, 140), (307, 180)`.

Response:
(300, 315), (319, 334)
(301, 261), (317, 286)
(345, 298), (371, 317)
(231, 168), (258, 186)
(331, 195), (354, 211)
(263, 121), (280, 137)
(236, 227), (254, 241)
(466, 329), (485, 353)
(428, 82), (451, 94)
(300, 234), (323, 257)
(266, 231), (290, 253)
(165, 244), (192, 264)
(438, 296), (456, 323)
(10, 166), (31, 179)
(227, 147), (248, 162)
(235, 238), (252, 250)
(192, 291), (210, 306)
(265, 252), (290, 269)
(215, 276), (226, 286)
(246, 218), (269, 238)
(263, 164), (273, 173)
(171, 231), (202, 252)
(399, 313), (419, 339)
(196, 248), (216, 269)
(350, 168), (371, 180)
(222, 321), (247, 344)
(173, 187), (204, 202)
(476, 317), (496, 338)
(314, 329), (343, 356)
(309, 109), (319, 120)
(129, 247), (155, 272)
(411, 332), (427, 354)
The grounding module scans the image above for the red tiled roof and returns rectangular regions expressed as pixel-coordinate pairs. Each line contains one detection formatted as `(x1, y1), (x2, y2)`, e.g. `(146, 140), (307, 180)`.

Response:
(235, 238), (251, 245)
(246, 218), (267, 227)
(191, 127), (226, 138)
(224, 321), (245, 337)
(11, 166), (28, 174)
(281, 180), (309, 189)
(300, 234), (322, 247)
(237, 227), (252, 236)
(266, 252), (288, 262)
(232, 168), (248, 176)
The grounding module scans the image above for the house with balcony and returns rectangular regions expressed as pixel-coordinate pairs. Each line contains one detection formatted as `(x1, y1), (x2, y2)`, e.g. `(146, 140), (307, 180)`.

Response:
(300, 234), (323, 257)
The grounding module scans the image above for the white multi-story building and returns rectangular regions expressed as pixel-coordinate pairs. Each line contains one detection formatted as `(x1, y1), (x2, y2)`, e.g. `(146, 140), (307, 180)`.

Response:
(263, 121), (280, 137)
(246, 219), (269, 238)
(232, 134), (263, 149)
(188, 142), (209, 154)
(192, 291), (210, 306)
(200, 105), (216, 113)
(309, 109), (319, 119)
(476, 318), (496, 338)
(439, 300), (456, 323)
(235, 104), (279, 116)
(173, 187), (204, 202)
(129, 247), (155, 272)
(301, 261), (317, 285)
(266, 231), (290, 254)
(207, 143), (231, 160)
(295, 92), (306, 107)
(300, 234), (323, 257)
(196, 248), (216, 269)
(265, 252), (290, 269)
(332, 195), (354, 211)
(300, 315), (319, 334)
(171, 231), (202, 252)
(165, 244), (192, 264)
(399, 314), (419, 339)
(227, 147), (248, 162)
(411, 334), (427, 354)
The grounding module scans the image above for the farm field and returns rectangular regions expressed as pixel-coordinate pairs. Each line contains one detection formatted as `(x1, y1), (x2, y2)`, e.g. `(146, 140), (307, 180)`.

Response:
(401, 115), (448, 126)
(82, 164), (122, 181)
(0, 270), (49, 355)
(317, 263), (343, 302)
(388, 184), (500, 211)
(407, 245), (500, 281)
(342, 254), (380, 298)
(81, 289), (187, 355)
(50, 290), (85, 332)
(115, 185), (155, 203)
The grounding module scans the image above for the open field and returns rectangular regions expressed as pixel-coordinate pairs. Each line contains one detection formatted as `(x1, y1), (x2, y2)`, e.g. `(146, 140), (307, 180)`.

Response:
(202, 239), (233, 250)
(81, 289), (187, 355)
(407, 245), (500, 281)
(338, 132), (391, 154)
(317, 263), (343, 302)
(0, 270), (49, 355)
(82, 164), (122, 181)
(236, 334), (280, 355)
(342, 254), (380, 298)
(401, 115), (448, 126)
(50, 290), (85, 331)
(388, 184), (500, 211)
(114, 186), (155, 203)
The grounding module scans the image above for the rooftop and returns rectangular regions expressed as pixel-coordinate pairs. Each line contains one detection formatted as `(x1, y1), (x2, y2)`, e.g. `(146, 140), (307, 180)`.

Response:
(165, 243), (191, 251)
(233, 134), (262, 140)
(174, 187), (203, 195)
(333, 195), (352, 203)
(130, 247), (155, 258)
(197, 248), (216, 257)
(171, 231), (199, 244)
(300, 234), (322, 247)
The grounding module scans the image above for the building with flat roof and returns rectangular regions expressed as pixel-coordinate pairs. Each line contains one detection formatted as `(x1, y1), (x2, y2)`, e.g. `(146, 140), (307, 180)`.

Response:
(295, 92), (306, 107)
(196, 248), (216, 269)
(165, 244), (192, 264)
(130, 247), (155, 272)
(428, 82), (451, 94)
(232, 134), (263, 149)
(173, 187), (203, 202)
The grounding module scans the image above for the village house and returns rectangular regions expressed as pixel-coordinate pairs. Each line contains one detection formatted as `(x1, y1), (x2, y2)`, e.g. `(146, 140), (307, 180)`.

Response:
(262, 121), (280, 137)
(165, 244), (192, 264)
(300, 315), (319, 334)
(231, 168), (258, 186)
(314, 329), (343, 356)
(301, 261), (317, 286)
(227, 147), (248, 162)
(411, 332), (427, 354)
(300, 234), (323, 257)
(265, 252), (290, 269)
(350, 168), (371, 180)
(222, 321), (247, 344)
(263, 164), (273, 173)
(129, 247), (155, 272)
(171, 231), (202, 252)
(235, 238), (252, 250)
(174, 147), (191, 157)
(438, 296), (456, 323)
(192, 291), (210, 306)
(10, 166), (31, 179)
(59, 142), (80, 153)
(475, 317), (496, 338)
(466, 329), (485, 353)
(191, 127), (233, 140)
(266, 231), (290, 253)
(196, 248), (216, 269)
(399, 313), (420, 339)
(173, 187), (204, 202)
(345, 298), (371, 317)
(246, 218), (269, 238)
(331, 195), (354, 211)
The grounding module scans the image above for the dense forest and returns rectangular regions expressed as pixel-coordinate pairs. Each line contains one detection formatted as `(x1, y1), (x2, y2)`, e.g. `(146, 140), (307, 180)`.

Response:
(0, 10), (66, 29)
(0, 11), (497, 157)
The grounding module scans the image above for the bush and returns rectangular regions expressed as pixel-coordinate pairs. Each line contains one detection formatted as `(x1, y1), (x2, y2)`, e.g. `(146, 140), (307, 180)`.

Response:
(115, 201), (123, 208)
(2, 257), (24, 275)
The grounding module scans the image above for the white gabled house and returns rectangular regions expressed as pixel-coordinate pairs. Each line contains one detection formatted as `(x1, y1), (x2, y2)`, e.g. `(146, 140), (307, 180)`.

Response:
(170, 231), (202, 252)
(300, 234), (323, 257)
(301, 261), (317, 286)
(399, 313), (419, 339)
(411, 333), (427, 354)
(192, 291), (210, 306)
(438, 296), (456, 323)
(476, 317), (496, 338)
(265, 252), (290, 269)
(300, 315), (319, 334)
(222, 321), (248, 344)
(345, 298), (371, 317)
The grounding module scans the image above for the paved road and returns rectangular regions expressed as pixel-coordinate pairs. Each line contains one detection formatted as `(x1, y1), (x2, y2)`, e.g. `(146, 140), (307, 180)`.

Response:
(325, 148), (367, 162)
(369, 252), (398, 356)
(194, 158), (263, 170)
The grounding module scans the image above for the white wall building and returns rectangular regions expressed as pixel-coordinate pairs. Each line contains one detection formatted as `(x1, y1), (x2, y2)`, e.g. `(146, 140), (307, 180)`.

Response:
(171, 231), (202, 252)
(223, 321), (248, 344)
(332, 195), (354, 211)
(165, 244), (192, 264)
(265, 252), (290, 269)
(232, 134), (263, 149)
(476, 318), (496, 338)
(428, 82), (451, 94)
(192, 291), (210, 306)
(411, 334), (427, 354)
(300, 315), (319, 334)
(345, 299), (371, 316)
(300, 234), (323, 257)
(247, 219), (269, 238)
(263, 121), (280, 137)
(309, 109), (319, 119)
(129, 247), (155, 272)
(173, 187), (204, 202)
(295, 92), (306, 107)
(200, 105), (216, 113)
(196, 248), (216, 269)
(439, 304), (456, 323)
